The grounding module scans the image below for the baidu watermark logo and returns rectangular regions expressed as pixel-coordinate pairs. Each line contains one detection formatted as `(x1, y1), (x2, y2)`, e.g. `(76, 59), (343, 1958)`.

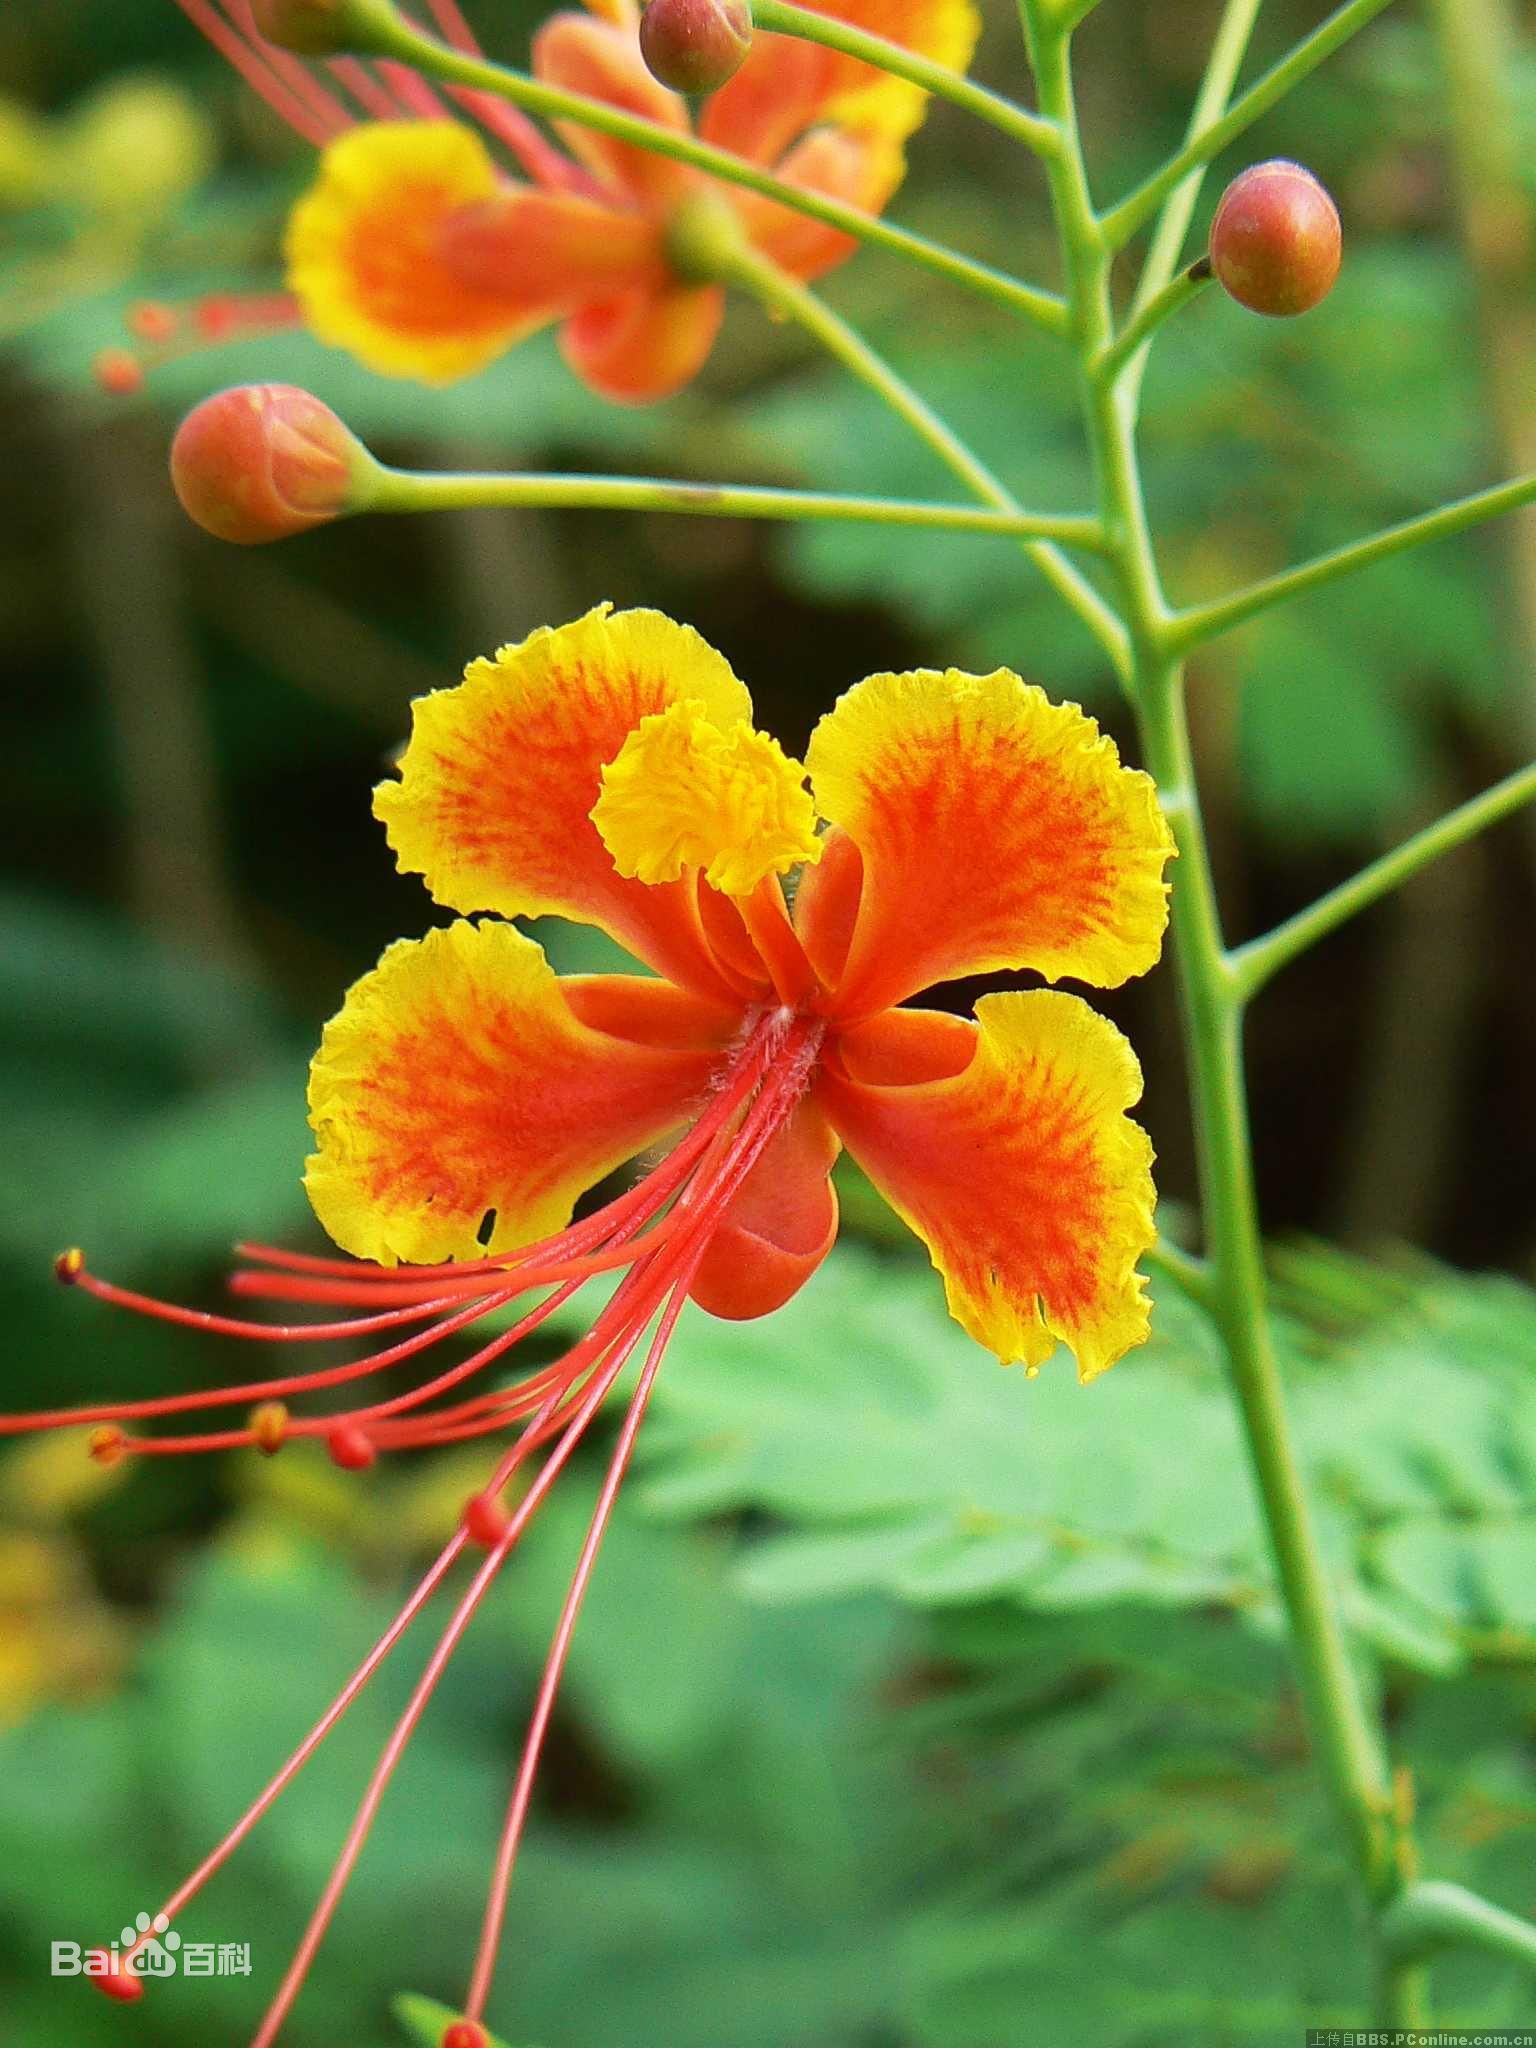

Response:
(52, 1910), (252, 1983)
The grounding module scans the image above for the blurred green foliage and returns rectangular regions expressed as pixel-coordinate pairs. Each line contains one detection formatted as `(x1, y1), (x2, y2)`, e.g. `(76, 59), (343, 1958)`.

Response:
(3, 0), (1536, 2043)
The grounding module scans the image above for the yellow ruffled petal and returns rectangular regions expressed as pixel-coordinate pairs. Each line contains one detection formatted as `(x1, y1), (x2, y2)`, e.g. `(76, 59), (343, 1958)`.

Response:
(592, 699), (823, 898)
(285, 122), (539, 386)
(374, 605), (753, 997)
(817, 991), (1157, 1380)
(805, 666), (1175, 1019)
(305, 919), (725, 1265)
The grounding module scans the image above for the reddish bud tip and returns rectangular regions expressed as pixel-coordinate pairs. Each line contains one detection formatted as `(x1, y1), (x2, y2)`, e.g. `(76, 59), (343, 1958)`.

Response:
(55, 1247), (85, 1286)
(93, 348), (145, 396)
(1209, 160), (1341, 317)
(327, 1424), (377, 1471)
(89, 1952), (145, 2002)
(170, 384), (372, 546)
(639, 0), (752, 95)
(88, 1425), (131, 1468)
(128, 300), (179, 344)
(250, 1400), (290, 1455)
(463, 1492), (510, 1548)
(442, 2025), (490, 2048)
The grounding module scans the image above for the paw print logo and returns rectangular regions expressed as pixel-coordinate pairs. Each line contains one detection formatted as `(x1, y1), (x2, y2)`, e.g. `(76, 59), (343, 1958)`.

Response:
(121, 1911), (181, 1977)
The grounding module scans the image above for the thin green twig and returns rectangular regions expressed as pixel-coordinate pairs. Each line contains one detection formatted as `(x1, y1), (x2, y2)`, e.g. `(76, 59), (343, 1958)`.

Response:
(751, 0), (1061, 158)
(361, 463), (1107, 546)
(1231, 762), (1536, 999)
(1167, 470), (1536, 650)
(1101, 0), (1401, 252)
(1381, 1882), (1536, 1972)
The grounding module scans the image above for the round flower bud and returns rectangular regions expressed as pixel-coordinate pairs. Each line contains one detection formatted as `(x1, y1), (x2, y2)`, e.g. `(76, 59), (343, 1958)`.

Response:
(442, 2025), (490, 2048)
(639, 0), (753, 96)
(1209, 160), (1341, 317)
(170, 384), (375, 546)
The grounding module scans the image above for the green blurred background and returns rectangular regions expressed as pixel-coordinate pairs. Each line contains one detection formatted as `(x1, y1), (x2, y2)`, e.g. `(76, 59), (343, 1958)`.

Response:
(2, 0), (1535, 2042)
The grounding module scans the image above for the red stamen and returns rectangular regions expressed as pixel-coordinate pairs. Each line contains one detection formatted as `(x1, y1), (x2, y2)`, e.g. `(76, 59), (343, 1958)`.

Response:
(89, 1952), (144, 2003)
(443, 2024), (490, 2048)
(325, 53), (411, 121)
(170, 0), (341, 144)
(128, 301), (181, 343)
(93, 348), (145, 396)
(326, 1424), (376, 1470)
(227, 0), (358, 130)
(462, 1492), (510, 1547)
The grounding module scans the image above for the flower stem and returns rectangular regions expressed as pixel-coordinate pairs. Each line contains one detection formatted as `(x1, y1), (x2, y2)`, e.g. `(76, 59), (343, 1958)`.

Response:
(1100, 0), (1401, 252)
(1381, 1882), (1536, 1972)
(749, 0), (1062, 158)
(1231, 760), (1536, 999)
(361, 461), (1107, 547)
(1095, 258), (1211, 387)
(1022, 0), (1424, 2020)
(1167, 468), (1536, 649)
(360, 11), (1071, 333)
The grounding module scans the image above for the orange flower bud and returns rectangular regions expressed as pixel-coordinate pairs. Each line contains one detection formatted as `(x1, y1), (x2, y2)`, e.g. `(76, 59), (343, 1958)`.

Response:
(1209, 160), (1341, 317)
(442, 2025), (490, 2048)
(170, 384), (374, 546)
(639, 0), (752, 95)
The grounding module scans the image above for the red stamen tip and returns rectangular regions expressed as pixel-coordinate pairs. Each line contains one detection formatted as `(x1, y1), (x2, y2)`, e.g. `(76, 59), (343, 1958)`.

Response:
(88, 1425), (131, 1468)
(327, 1423), (377, 1471)
(250, 1400), (291, 1455)
(462, 1492), (510, 1548)
(55, 1247), (86, 1286)
(93, 348), (145, 397)
(442, 2024), (490, 2048)
(88, 1952), (145, 2002)
(128, 300), (180, 344)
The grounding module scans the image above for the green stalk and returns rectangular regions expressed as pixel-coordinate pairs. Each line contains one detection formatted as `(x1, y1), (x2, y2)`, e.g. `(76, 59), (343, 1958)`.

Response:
(360, 11), (1069, 333)
(1095, 259), (1211, 386)
(1022, 0), (1424, 2020)
(1231, 760), (1536, 997)
(1100, 0), (1400, 251)
(1169, 469), (1536, 650)
(1382, 1882), (1536, 1972)
(750, 0), (1061, 158)
(361, 462), (1106, 546)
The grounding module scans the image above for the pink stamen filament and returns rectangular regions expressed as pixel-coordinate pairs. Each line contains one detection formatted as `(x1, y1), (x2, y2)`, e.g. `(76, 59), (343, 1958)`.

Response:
(76, 1011), (825, 2032)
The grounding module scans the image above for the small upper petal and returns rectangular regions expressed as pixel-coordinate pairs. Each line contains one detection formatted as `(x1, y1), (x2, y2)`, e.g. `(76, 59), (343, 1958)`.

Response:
(533, 12), (694, 210)
(374, 605), (752, 999)
(804, 666), (1175, 1019)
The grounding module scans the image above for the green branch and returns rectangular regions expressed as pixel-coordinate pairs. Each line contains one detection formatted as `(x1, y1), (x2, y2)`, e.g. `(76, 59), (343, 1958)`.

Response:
(1101, 0), (1401, 252)
(1121, 0), (1260, 352)
(1231, 761), (1536, 999)
(1096, 258), (1212, 385)
(1167, 469), (1536, 650)
(1381, 1882), (1536, 1972)
(361, 12), (1069, 334)
(359, 463), (1105, 546)
(751, 0), (1061, 159)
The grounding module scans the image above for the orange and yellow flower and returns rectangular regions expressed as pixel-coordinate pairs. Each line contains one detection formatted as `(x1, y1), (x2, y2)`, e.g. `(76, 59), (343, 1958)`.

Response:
(7, 605), (1172, 2032)
(249, 0), (976, 399)
(315, 603), (1174, 1372)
